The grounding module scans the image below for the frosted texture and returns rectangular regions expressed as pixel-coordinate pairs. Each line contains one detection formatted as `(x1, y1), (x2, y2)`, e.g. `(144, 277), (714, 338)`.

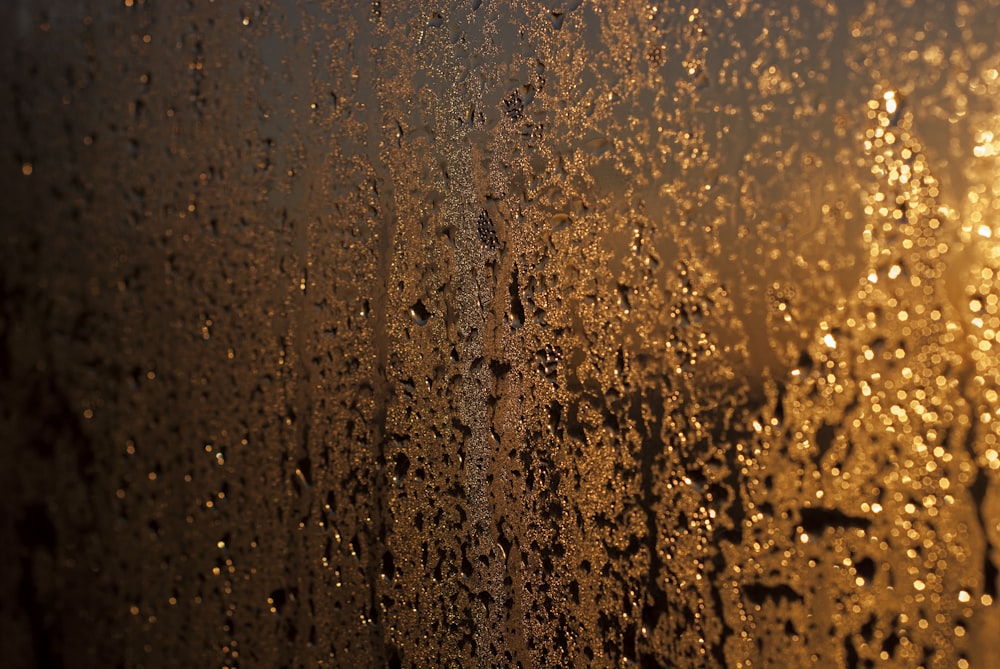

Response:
(3, 1), (1000, 667)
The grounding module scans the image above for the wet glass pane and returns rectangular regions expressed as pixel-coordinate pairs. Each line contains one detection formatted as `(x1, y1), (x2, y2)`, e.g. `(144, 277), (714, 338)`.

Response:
(2, 1), (1000, 667)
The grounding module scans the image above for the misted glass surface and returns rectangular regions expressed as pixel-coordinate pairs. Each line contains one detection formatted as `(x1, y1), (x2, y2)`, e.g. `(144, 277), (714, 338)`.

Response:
(2, 1), (1000, 667)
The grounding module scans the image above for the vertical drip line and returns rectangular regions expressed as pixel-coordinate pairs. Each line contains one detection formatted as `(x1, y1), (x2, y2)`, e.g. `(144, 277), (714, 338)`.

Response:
(348, 4), (399, 662)
(433, 22), (507, 668)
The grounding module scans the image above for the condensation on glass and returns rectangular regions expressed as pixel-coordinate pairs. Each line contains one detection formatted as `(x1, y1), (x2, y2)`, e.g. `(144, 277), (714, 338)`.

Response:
(2, 1), (1000, 667)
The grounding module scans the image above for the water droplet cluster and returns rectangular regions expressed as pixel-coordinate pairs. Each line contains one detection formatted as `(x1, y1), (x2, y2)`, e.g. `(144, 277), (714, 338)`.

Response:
(3, 1), (1000, 667)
